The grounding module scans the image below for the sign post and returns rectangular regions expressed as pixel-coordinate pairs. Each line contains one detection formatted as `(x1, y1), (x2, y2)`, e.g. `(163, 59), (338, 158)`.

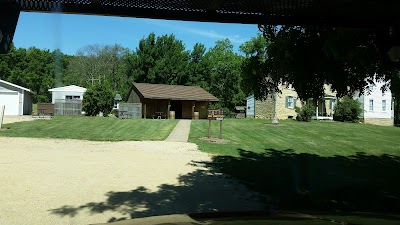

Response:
(0, 105), (5, 130)
(207, 109), (224, 139)
(219, 118), (222, 139)
(208, 119), (211, 138)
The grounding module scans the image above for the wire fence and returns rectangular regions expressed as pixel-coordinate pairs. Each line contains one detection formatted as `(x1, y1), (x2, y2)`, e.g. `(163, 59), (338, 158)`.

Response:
(119, 103), (142, 118)
(54, 99), (82, 116)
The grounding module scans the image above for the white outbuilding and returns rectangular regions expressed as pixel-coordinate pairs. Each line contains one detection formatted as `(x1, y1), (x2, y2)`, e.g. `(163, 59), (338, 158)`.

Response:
(0, 79), (34, 115)
(48, 85), (87, 103)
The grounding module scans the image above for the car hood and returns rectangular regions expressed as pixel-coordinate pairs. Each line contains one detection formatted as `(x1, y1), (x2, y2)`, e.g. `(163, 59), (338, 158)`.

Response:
(92, 211), (400, 225)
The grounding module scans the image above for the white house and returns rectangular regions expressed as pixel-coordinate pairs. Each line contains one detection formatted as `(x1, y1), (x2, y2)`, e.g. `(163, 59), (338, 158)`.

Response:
(0, 79), (34, 115)
(354, 80), (394, 126)
(48, 85), (87, 103)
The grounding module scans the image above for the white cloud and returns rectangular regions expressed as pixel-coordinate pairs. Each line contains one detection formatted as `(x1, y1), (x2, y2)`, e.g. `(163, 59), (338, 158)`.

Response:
(140, 18), (248, 44)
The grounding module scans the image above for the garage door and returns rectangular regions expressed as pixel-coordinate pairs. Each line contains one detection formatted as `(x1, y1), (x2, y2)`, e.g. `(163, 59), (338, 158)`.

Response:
(0, 92), (19, 115)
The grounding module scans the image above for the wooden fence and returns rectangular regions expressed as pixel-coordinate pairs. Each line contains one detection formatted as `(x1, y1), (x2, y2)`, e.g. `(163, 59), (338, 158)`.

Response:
(54, 100), (82, 116)
(119, 103), (142, 118)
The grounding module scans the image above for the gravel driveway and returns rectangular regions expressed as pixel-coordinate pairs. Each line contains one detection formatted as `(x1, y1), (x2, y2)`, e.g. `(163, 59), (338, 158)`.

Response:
(0, 137), (265, 225)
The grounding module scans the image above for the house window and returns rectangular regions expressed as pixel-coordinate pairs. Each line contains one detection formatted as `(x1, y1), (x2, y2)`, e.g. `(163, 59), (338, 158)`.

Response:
(330, 99), (337, 110)
(66, 95), (81, 100)
(382, 100), (386, 111)
(369, 99), (374, 111)
(286, 96), (294, 109)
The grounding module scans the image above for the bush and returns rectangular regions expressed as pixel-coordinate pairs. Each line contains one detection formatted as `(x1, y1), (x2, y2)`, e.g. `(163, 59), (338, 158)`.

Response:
(223, 107), (235, 118)
(333, 96), (362, 122)
(82, 83), (114, 116)
(295, 104), (315, 122)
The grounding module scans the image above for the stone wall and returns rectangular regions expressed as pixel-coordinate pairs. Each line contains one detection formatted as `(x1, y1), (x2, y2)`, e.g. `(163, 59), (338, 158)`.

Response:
(255, 96), (274, 119)
(361, 118), (394, 126)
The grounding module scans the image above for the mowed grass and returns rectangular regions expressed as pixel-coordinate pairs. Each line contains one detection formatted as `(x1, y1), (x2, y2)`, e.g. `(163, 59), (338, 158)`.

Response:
(0, 116), (178, 141)
(189, 119), (400, 213)
(189, 119), (400, 157)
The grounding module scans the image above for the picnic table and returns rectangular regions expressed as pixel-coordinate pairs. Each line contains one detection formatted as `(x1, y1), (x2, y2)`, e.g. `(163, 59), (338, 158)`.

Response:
(155, 112), (163, 119)
(38, 108), (47, 118)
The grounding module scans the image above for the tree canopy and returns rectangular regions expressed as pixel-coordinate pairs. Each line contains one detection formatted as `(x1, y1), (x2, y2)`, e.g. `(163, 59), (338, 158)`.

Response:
(130, 33), (245, 109)
(0, 45), (70, 102)
(64, 44), (132, 98)
(242, 26), (400, 100)
(240, 26), (400, 124)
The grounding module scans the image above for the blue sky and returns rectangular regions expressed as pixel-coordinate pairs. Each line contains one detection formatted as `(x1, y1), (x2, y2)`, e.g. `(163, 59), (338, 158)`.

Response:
(13, 12), (260, 55)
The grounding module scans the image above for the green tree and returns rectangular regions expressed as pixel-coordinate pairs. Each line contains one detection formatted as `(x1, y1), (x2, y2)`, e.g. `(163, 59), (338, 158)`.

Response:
(131, 33), (190, 85)
(82, 83), (114, 116)
(242, 26), (400, 125)
(64, 44), (131, 98)
(0, 45), (69, 103)
(187, 43), (210, 88)
(204, 39), (245, 109)
(333, 96), (362, 122)
(240, 34), (276, 99)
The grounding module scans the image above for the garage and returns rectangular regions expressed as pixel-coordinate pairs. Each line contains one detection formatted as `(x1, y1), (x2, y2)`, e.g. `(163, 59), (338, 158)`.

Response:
(0, 79), (34, 116)
(0, 91), (19, 115)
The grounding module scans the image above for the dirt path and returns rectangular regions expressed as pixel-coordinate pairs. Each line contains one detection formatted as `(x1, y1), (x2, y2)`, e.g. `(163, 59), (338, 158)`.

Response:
(2, 116), (37, 124)
(0, 137), (266, 225)
(165, 120), (191, 142)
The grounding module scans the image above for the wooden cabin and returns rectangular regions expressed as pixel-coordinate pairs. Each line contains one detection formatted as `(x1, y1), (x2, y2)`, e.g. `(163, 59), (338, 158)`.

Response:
(127, 83), (218, 119)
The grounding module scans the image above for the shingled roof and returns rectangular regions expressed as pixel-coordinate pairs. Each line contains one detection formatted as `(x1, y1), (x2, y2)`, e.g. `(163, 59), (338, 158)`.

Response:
(132, 83), (218, 102)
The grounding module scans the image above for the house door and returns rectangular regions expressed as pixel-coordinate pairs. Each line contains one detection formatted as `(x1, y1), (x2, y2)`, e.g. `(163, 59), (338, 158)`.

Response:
(170, 101), (182, 119)
(318, 100), (326, 116)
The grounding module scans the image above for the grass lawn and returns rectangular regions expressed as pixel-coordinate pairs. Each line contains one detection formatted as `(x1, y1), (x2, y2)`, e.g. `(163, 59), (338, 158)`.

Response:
(0, 116), (178, 141)
(189, 119), (400, 157)
(189, 119), (400, 213)
(32, 103), (37, 114)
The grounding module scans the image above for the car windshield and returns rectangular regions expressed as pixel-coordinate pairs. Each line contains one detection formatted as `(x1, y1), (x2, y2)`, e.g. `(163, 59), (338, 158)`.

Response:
(0, 1), (399, 225)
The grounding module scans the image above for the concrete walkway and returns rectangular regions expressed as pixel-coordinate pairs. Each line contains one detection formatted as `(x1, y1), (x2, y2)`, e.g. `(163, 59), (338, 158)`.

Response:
(165, 120), (192, 142)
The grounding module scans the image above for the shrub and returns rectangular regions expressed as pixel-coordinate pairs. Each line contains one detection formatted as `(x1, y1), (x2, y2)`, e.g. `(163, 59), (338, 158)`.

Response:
(333, 96), (362, 122)
(295, 104), (315, 122)
(82, 83), (114, 116)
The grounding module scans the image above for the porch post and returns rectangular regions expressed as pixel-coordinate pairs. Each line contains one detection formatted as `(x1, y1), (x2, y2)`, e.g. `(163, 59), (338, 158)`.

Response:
(192, 101), (195, 119)
(144, 102), (147, 119)
(316, 100), (319, 118)
(167, 100), (171, 119)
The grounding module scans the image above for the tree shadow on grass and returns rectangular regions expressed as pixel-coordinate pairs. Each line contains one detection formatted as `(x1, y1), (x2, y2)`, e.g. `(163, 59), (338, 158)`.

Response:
(210, 148), (400, 214)
(50, 148), (400, 223)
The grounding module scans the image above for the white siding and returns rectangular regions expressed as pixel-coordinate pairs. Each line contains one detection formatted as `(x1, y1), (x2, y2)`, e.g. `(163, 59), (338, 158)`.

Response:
(0, 91), (19, 115)
(246, 95), (255, 117)
(358, 81), (393, 119)
(51, 91), (85, 103)
(0, 81), (33, 116)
